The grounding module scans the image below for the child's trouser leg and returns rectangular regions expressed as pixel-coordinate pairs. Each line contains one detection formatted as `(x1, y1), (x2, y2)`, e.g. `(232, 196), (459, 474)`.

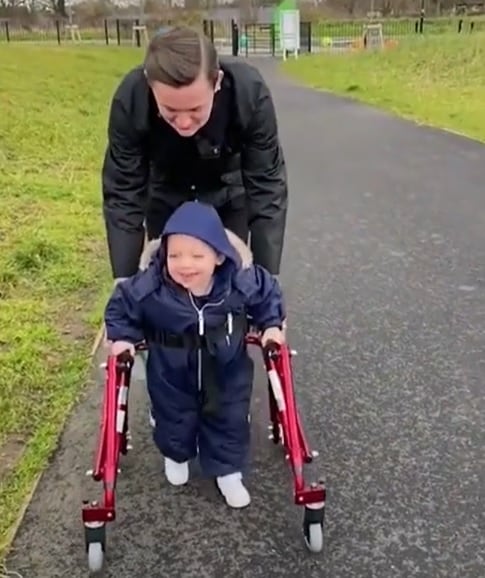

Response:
(151, 406), (198, 486)
(145, 347), (203, 487)
(198, 399), (252, 508)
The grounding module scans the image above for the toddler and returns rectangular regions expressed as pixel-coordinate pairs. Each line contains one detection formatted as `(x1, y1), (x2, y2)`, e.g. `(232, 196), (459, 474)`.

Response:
(104, 201), (285, 509)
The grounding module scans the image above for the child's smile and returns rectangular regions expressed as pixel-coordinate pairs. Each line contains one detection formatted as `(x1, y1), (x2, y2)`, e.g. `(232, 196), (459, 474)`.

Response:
(166, 233), (224, 295)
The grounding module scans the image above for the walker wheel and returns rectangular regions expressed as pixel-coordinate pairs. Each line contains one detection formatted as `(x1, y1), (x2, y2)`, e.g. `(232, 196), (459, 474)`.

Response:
(85, 522), (106, 574)
(302, 505), (325, 553)
(87, 542), (104, 574)
(304, 522), (324, 553)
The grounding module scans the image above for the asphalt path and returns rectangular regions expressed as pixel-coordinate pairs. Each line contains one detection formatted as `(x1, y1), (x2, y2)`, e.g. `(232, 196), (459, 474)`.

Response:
(6, 61), (485, 578)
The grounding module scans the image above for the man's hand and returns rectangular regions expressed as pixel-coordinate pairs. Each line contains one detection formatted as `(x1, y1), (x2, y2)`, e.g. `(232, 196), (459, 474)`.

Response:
(261, 326), (285, 347)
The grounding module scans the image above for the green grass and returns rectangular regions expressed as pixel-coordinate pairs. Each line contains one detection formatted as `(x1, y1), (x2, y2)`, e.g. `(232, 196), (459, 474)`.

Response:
(282, 34), (485, 143)
(0, 44), (142, 557)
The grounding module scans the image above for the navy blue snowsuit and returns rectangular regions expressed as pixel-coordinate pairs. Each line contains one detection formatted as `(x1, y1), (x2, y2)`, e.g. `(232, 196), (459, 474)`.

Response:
(104, 201), (285, 477)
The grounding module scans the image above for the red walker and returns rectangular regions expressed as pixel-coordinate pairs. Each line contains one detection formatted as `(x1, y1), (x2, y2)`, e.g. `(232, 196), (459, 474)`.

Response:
(82, 335), (326, 574)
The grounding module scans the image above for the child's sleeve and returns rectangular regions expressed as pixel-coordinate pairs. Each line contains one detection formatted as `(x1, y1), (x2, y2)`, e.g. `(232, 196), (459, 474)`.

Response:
(242, 265), (286, 331)
(104, 278), (145, 344)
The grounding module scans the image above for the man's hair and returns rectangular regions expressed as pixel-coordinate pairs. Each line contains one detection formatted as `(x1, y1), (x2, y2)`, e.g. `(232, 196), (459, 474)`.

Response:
(144, 26), (219, 88)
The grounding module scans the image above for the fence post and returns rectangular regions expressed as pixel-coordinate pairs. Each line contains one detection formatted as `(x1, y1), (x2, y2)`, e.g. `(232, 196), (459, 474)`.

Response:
(104, 19), (109, 45)
(231, 19), (239, 56)
(56, 19), (61, 45)
(209, 19), (214, 42)
(135, 18), (140, 47)
(245, 24), (248, 57)
(470, 21), (475, 33)
(116, 19), (120, 45)
(299, 21), (311, 54)
(458, 19), (463, 33)
(308, 22), (312, 53)
(5, 20), (10, 42)
(270, 23), (275, 56)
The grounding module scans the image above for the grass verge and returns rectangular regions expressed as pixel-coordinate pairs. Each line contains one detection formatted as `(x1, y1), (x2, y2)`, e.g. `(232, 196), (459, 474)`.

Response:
(282, 34), (485, 143)
(0, 44), (142, 558)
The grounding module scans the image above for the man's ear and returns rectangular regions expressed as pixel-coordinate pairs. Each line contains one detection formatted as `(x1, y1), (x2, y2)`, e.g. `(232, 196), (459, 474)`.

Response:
(214, 70), (224, 92)
(216, 253), (226, 265)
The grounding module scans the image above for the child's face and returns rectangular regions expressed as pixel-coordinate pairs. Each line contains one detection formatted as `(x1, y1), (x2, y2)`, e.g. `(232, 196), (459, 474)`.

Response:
(166, 234), (224, 295)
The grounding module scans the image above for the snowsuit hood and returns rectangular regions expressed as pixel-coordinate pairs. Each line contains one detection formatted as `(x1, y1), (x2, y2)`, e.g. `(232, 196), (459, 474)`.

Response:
(139, 202), (253, 273)
(161, 201), (240, 273)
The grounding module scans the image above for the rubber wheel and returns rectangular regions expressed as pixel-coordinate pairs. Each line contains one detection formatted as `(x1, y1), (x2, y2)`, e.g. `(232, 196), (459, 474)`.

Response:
(304, 523), (324, 553)
(87, 542), (104, 574)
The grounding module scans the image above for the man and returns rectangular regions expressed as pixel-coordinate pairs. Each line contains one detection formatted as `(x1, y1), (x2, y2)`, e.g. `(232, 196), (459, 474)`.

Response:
(102, 25), (288, 283)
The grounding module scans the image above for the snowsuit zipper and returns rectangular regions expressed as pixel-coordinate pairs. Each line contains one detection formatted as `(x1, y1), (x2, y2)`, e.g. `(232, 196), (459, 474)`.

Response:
(187, 292), (225, 392)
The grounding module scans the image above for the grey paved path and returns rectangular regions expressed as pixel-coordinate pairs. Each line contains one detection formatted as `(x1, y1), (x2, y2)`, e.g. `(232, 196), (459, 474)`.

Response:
(6, 63), (485, 578)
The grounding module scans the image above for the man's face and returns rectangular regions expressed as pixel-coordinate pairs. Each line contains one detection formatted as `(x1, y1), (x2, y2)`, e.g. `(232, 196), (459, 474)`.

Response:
(150, 71), (222, 137)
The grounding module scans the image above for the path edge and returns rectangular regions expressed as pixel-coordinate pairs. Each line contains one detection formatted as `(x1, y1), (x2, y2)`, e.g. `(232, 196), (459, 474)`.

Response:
(281, 69), (485, 146)
(1, 323), (105, 560)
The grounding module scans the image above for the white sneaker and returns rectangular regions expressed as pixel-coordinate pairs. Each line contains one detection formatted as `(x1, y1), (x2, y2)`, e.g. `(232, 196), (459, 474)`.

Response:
(216, 472), (251, 508)
(164, 458), (189, 486)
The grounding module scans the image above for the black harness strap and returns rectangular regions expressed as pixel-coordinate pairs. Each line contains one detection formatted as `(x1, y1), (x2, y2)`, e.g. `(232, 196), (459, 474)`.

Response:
(145, 312), (248, 416)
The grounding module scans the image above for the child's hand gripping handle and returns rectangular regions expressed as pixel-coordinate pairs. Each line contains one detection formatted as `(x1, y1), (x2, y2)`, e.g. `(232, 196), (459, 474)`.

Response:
(110, 341), (136, 359)
(262, 339), (282, 361)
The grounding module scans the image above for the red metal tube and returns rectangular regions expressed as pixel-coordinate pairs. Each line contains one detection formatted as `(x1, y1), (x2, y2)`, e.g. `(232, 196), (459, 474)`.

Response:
(246, 335), (325, 506)
(277, 346), (305, 494)
(103, 356), (119, 513)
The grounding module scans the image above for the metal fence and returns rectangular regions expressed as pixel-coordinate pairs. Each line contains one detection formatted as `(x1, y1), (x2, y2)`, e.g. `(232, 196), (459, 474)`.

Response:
(1, 15), (484, 54)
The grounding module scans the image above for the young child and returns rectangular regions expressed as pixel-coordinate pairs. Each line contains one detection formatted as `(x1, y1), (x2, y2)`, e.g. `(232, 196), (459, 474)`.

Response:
(104, 201), (286, 509)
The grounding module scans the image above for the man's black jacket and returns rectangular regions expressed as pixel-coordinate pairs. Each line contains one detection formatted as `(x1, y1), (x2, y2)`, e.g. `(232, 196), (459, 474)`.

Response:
(102, 58), (288, 279)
